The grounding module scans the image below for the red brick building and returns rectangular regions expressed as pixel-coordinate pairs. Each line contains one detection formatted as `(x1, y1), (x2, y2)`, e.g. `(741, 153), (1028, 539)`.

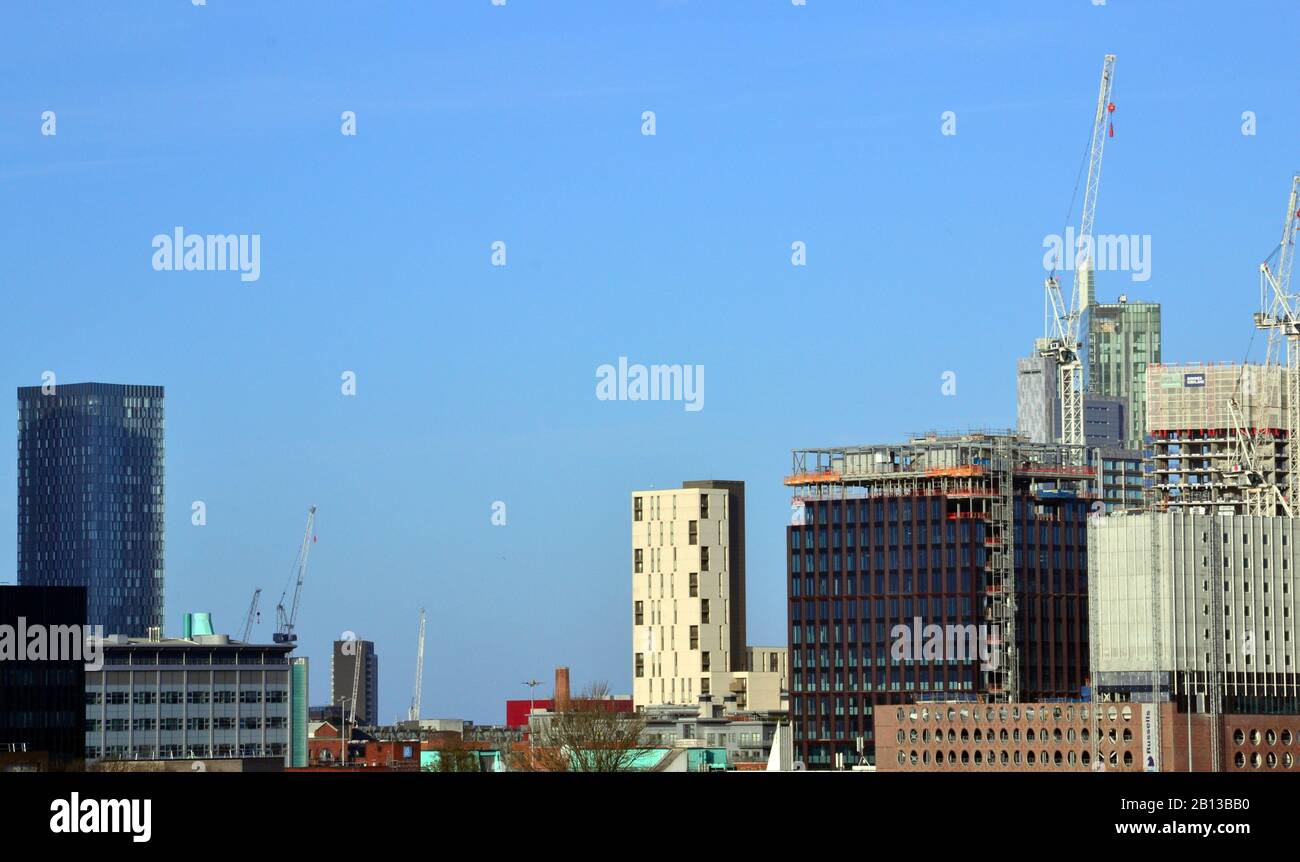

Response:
(875, 700), (1300, 772)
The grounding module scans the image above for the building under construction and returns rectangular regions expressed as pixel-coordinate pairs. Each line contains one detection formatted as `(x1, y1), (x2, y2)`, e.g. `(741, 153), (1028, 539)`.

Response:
(784, 431), (1095, 768)
(1145, 362), (1291, 515)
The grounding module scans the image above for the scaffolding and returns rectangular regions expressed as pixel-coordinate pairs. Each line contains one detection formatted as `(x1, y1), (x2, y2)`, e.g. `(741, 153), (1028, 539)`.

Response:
(787, 430), (1094, 704)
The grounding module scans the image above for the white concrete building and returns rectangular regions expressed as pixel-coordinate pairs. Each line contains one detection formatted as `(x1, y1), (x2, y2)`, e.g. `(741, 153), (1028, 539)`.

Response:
(631, 481), (786, 711)
(1090, 510), (1300, 711)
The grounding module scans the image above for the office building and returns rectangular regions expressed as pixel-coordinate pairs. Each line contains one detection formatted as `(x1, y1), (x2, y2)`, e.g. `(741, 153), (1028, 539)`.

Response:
(785, 432), (1093, 768)
(1020, 359), (1147, 511)
(1091, 447), (1148, 512)
(84, 630), (301, 766)
(18, 382), (165, 638)
(1087, 295), (1161, 449)
(1018, 354), (1137, 447)
(0, 586), (87, 769)
(331, 638), (378, 725)
(1090, 510), (1300, 714)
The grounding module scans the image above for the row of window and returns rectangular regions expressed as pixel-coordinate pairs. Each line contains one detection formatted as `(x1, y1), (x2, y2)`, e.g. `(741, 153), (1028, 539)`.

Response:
(86, 716), (286, 731)
(86, 743), (283, 760)
(87, 690), (287, 705)
(897, 747), (1114, 768)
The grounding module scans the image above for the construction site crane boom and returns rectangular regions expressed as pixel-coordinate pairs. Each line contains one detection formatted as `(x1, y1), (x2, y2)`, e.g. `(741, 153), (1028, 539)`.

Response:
(239, 588), (262, 643)
(350, 639), (363, 726)
(273, 505), (318, 644)
(1253, 174), (1300, 511)
(1041, 54), (1116, 462)
(341, 636), (364, 766)
(409, 608), (426, 723)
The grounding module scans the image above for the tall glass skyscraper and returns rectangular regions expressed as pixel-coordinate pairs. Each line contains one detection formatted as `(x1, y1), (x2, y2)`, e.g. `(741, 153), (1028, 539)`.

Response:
(1086, 297), (1161, 449)
(17, 382), (165, 637)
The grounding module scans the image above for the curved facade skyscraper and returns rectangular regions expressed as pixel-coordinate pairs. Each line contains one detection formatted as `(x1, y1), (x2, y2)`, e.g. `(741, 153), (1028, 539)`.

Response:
(17, 382), (165, 637)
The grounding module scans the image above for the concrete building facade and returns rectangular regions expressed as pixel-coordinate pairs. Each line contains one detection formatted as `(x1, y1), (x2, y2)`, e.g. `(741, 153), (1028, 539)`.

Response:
(1090, 510), (1300, 715)
(84, 633), (303, 765)
(640, 698), (782, 768)
(631, 481), (784, 710)
(876, 699), (1300, 772)
(1145, 362), (1289, 514)
(631, 482), (745, 707)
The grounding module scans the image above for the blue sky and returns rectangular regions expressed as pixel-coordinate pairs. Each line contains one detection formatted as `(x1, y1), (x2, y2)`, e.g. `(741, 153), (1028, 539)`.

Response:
(2, 1), (1297, 723)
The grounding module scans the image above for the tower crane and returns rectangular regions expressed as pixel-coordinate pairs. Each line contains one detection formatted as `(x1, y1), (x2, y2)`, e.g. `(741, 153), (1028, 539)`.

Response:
(273, 505), (318, 644)
(343, 637), (364, 766)
(1040, 54), (1116, 464)
(409, 608), (427, 723)
(1253, 174), (1300, 514)
(350, 640), (363, 725)
(239, 588), (262, 643)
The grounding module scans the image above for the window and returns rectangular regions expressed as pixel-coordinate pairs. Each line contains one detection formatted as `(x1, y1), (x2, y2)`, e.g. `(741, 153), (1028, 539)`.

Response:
(634, 601), (644, 625)
(701, 599), (710, 624)
(700, 494), (709, 519)
(634, 549), (643, 574)
(702, 651), (711, 671)
(701, 546), (710, 571)
(689, 573), (699, 597)
(701, 678), (711, 695)
(634, 497), (643, 522)
(690, 626), (699, 650)
(689, 521), (699, 545)
(635, 653), (644, 678)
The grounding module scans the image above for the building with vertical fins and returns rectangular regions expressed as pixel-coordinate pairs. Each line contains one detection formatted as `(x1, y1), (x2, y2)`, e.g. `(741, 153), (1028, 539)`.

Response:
(17, 382), (165, 638)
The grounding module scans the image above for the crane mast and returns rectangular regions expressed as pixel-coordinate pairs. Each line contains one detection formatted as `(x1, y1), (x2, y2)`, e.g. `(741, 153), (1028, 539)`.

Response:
(350, 640), (363, 726)
(274, 505), (318, 644)
(342, 637), (364, 765)
(239, 588), (262, 643)
(1253, 174), (1300, 511)
(409, 608), (427, 723)
(1041, 54), (1115, 463)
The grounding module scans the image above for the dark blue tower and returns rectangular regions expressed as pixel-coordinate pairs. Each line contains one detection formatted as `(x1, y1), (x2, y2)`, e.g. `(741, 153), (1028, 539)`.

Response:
(18, 382), (165, 637)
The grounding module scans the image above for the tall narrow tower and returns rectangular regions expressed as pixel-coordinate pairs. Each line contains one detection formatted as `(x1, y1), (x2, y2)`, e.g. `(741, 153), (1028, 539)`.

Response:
(17, 382), (165, 638)
(631, 480), (746, 707)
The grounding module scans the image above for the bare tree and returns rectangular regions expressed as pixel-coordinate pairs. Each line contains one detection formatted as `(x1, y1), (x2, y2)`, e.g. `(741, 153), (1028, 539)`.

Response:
(513, 681), (646, 772)
(433, 733), (482, 773)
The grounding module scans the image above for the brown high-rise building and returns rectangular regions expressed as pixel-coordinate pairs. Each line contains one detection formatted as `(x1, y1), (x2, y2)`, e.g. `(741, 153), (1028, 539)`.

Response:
(785, 433), (1094, 769)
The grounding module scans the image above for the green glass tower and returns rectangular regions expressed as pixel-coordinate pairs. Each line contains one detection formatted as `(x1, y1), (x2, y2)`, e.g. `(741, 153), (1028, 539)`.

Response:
(1086, 297), (1161, 449)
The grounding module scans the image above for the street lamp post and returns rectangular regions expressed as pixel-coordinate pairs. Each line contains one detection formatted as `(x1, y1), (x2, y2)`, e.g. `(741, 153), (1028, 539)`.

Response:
(522, 679), (543, 753)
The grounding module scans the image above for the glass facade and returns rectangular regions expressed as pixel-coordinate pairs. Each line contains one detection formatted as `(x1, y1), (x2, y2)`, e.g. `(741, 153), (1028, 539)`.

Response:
(1087, 301), (1161, 449)
(17, 383), (165, 638)
(786, 494), (1090, 769)
(0, 585), (87, 766)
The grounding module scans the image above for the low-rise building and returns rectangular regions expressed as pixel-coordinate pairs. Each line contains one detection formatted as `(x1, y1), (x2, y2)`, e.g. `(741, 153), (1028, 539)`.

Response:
(84, 629), (305, 768)
(876, 699), (1300, 772)
(640, 696), (783, 769)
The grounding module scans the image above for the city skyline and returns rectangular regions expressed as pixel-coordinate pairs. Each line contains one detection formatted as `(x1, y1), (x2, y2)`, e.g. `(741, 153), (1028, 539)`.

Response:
(7, 2), (1300, 726)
